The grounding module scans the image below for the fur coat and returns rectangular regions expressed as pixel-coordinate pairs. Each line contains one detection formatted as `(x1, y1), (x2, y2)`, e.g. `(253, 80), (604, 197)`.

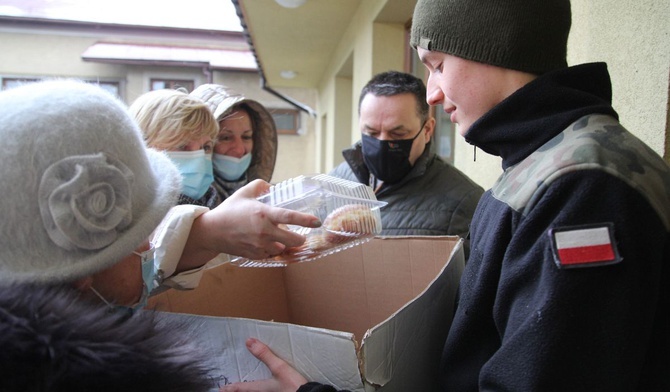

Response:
(0, 284), (215, 392)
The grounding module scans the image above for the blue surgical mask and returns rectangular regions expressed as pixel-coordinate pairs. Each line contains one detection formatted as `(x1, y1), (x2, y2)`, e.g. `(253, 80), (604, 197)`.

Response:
(90, 246), (158, 315)
(165, 150), (214, 199)
(212, 152), (252, 181)
(136, 246), (159, 297)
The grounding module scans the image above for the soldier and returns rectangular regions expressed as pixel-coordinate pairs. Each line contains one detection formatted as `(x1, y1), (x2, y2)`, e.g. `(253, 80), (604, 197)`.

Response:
(221, 0), (670, 390)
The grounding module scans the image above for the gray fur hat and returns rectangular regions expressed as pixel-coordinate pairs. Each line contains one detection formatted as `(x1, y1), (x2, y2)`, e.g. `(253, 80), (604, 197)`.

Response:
(190, 84), (277, 182)
(0, 80), (181, 285)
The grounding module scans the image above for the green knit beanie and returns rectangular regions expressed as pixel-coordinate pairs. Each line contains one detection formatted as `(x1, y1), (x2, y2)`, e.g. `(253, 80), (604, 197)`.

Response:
(410, 0), (571, 75)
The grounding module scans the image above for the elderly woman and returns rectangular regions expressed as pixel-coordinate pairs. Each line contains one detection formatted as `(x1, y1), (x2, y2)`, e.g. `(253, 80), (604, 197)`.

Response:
(0, 80), (320, 391)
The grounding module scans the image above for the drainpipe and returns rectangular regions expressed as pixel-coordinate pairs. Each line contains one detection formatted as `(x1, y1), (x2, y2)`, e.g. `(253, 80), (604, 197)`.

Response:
(202, 66), (213, 84)
(259, 73), (317, 117)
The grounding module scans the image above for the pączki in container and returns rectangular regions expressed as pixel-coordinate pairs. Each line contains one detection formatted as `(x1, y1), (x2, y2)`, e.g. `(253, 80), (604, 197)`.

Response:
(231, 174), (387, 267)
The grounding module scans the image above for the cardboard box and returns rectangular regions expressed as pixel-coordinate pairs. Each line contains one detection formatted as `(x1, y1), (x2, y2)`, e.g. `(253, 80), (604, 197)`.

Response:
(149, 235), (464, 391)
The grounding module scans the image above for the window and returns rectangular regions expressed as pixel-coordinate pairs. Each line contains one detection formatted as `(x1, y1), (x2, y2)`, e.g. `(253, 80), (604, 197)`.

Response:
(405, 21), (455, 164)
(150, 78), (194, 92)
(1, 76), (122, 98)
(406, 27), (426, 82)
(93, 81), (122, 97)
(2, 77), (40, 90)
(270, 108), (301, 135)
(433, 107), (456, 163)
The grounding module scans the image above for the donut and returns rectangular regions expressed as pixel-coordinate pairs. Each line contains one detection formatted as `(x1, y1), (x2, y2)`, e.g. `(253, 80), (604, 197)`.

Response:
(322, 203), (379, 235)
(268, 203), (379, 262)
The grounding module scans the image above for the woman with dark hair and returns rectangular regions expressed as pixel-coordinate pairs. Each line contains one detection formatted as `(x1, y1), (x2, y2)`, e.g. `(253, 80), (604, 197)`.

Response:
(191, 84), (278, 202)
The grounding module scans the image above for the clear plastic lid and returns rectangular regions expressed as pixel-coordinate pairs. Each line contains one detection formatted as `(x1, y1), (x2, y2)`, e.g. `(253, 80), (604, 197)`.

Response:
(231, 174), (387, 267)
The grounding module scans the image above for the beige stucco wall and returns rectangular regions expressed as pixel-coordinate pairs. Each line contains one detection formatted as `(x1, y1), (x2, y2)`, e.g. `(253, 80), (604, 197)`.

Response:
(0, 30), (211, 104)
(209, 71), (318, 182)
(570, 0), (669, 153)
(0, 26), (318, 184)
(313, 1), (377, 172)
(0, 31), (127, 80)
(267, 86), (319, 182)
(316, 0), (410, 173)
(2, 0), (668, 190)
(314, 0), (670, 191)
(455, 0), (670, 189)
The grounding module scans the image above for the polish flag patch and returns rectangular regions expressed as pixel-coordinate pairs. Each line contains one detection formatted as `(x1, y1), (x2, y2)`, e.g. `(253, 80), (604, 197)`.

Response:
(549, 224), (621, 269)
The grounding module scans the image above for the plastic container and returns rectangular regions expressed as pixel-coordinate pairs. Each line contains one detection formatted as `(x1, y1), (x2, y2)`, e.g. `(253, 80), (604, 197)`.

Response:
(231, 174), (387, 267)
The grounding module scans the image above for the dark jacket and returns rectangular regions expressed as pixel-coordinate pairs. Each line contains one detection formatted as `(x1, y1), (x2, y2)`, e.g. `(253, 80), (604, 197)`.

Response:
(330, 144), (483, 240)
(0, 284), (216, 392)
(442, 63), (670, 391)
(300, 62), (670, 392)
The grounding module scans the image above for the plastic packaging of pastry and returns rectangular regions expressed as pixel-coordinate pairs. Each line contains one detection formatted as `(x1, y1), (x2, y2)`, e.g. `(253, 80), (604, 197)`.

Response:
(231, 174), (387, 267)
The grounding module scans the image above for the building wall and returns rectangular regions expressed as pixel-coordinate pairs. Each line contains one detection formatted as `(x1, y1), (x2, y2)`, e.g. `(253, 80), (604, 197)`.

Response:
(0, 25), (318, 184)
(2, 0), (669, 190)
(457, 0), (670, 189)
(209, 71), (318, 182)
(316, 0), (397, 173)
(315, 0), (670, 190)
(267, 86), (318, 182)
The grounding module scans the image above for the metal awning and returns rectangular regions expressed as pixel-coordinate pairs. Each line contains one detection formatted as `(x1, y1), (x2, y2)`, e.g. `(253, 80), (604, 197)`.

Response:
(81, 42), (257, 71)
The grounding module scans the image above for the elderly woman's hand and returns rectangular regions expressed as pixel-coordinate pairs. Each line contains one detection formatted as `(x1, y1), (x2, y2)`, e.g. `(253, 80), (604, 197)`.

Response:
(184, 180), (321, 262)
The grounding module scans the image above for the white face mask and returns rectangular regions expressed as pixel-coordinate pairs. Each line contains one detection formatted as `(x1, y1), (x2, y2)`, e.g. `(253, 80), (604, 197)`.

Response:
(90, 246), (158, 315)
(212, 152), (252, 181)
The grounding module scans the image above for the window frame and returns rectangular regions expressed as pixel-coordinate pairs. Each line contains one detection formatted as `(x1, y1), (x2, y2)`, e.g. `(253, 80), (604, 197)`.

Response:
(269, 108), (301, 135)
(404, 21), (455, 164)
(1, 75), (124, 98)
(149, 78), (195, 92)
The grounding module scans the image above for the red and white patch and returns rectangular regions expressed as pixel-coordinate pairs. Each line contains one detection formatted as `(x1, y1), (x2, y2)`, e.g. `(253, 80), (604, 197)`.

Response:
(550, 224), (621, 268)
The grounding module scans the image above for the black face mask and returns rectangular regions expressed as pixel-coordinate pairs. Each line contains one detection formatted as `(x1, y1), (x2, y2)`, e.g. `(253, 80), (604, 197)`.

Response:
(361, 124), (425, 184)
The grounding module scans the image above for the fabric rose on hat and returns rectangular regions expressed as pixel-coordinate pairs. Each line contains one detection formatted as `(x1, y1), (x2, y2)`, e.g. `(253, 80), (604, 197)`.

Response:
(39, 153), (134, 251)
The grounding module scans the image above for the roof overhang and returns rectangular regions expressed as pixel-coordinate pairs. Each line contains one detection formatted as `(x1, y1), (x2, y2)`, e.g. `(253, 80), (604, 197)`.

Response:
(81, 42), (257, 71)
(235, 0), (417, 89)
(235, 0), (360, 89)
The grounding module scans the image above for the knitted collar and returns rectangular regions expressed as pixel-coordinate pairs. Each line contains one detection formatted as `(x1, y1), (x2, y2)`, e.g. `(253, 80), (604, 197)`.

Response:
(464, 62), (618, 170)
(177, 186), (221, 209)
(213, 174), (247, 200)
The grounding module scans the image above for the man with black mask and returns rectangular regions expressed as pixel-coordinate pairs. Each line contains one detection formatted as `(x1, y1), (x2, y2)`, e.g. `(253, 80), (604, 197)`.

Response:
(330, 71), (483, 244)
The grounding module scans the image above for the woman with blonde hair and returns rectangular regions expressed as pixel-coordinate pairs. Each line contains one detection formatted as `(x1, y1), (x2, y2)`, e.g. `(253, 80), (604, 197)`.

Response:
(130, 89), (220, 208)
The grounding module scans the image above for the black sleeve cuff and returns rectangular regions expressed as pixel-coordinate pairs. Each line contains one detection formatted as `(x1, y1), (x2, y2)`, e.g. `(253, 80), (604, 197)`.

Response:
(297, 381), (350, 392)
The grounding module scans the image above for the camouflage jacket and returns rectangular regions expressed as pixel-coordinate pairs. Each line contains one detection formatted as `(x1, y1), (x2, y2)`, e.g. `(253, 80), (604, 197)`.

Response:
(440, 63), (670, 391)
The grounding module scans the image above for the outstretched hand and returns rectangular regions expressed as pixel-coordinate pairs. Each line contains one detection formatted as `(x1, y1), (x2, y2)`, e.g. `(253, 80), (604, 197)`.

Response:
(184, 180), (322, 261)
(220, 338), (308, 392)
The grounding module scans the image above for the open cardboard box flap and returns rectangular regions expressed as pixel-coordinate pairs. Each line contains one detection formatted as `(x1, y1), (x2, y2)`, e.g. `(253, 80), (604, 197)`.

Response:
(149, 235), (464, 391)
